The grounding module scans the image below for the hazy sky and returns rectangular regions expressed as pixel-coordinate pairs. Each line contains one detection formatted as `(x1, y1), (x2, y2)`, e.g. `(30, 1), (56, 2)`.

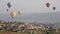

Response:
(0, 0), (60, 14)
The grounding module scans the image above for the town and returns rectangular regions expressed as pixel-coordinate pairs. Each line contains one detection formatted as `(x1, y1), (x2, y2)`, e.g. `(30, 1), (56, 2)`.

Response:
(0, 20), (60, 34)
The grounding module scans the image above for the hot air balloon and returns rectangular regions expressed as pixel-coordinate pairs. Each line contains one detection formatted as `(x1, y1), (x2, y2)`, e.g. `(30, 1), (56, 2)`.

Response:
(46, 3), (50, 8)
(53, 7), (55, 10)
(10, 12), (16, 18)
(18, 10), (22, 15)
(6, 9), (9, 12)
(7, 2), (11, 8)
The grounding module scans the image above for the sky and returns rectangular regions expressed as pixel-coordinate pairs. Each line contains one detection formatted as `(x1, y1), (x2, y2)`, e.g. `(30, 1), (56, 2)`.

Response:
(0, 0), (60, 14)
(0, 0), (60, 22)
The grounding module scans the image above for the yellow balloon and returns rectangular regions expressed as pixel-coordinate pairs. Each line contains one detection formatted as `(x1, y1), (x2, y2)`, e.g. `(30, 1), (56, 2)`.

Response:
(18, 10), (22, 15)
(10, 12), (16, 18)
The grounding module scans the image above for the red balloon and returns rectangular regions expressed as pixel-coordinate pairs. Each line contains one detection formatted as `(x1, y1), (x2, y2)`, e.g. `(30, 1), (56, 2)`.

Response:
(46, 3), (50, 7)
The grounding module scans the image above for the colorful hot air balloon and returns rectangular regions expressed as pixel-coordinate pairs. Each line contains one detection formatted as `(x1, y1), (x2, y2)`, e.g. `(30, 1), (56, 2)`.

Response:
(46, 3), (50, 8)
(10, 12), (16, 18)
(53, 7), (55, 10)
(18, 10), (22, 15)
(7, 2), (11, 8)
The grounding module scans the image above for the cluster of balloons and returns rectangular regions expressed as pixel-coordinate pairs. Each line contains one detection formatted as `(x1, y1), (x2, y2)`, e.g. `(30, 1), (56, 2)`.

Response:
(7, 2), (12, 12)
(10, 10), (22, 19)
(6, 2), (23, 19)
(6, 1), (56, 20)
(46, 3), (56, 10)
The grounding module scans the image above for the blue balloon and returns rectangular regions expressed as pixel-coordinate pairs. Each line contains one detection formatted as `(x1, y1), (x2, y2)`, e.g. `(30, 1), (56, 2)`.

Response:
(53, 7), (55, 10)
(7, 2), (11, 8)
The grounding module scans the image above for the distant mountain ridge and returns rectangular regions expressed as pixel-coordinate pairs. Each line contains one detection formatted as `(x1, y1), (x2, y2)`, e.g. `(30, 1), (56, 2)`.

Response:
(0, 12), (60, 23)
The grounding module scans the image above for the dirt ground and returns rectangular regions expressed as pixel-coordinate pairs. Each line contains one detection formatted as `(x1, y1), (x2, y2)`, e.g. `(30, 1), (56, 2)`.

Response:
(0, 31), (30, 34)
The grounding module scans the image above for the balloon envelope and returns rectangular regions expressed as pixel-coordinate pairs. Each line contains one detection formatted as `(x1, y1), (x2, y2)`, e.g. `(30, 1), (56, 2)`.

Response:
(53, 7), (55, 10)
(6, 9), (9, 12)
(46, 3), (50, 7)
(7, 2), (11, 8)
(10, 12), (16, 18)
(18, 10), (22, 15)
